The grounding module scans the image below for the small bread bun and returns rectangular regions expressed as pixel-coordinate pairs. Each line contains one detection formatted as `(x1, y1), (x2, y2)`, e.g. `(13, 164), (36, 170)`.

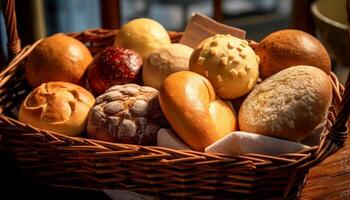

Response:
(238, 65), (332, 142)
(114, 18), (171, 60)
(25, 34), (93, 87)
(18, 82), (95, 136)
(143, 44), (193, 89)
(159, 71), (237, 151)
(87, 84), (166, 145)
(189, 34), (259, 99)
(87, 47), (143, 95)
(255, 29), (331, 79)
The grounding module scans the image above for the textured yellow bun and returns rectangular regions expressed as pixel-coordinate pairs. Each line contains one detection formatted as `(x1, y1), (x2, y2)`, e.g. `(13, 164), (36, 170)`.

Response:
(114, 18), (171, 60)
(25, 34), (93, 87)
(19, 82), (95, 136)
(143, 43), (193, 89)
(189, 34), (259, 99)
(159, 71), (237, 151)
(238, 65), (332, 142)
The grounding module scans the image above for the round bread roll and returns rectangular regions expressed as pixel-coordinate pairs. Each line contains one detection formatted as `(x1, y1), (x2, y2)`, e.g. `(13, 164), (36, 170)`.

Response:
(255, 29), (331, 79)
(87, 84), (166, 145)
(143, 43), (193, 89)
(114, 18), (171, 60)
(87, 47), (143, 95)
(238, 65), (332, 142)
(18, 82), (95, 136)
(159, 71), (237, 151)
(189, 34), (259, 99)
(25, 34), (93, 87)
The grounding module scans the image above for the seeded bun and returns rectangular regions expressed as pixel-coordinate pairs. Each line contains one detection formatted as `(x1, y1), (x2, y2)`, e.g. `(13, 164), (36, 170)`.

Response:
(189, 34), (259, 99)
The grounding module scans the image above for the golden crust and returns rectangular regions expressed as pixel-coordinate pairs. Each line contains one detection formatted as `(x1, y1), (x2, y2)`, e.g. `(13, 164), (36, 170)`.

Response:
(19, 82), (95, 136)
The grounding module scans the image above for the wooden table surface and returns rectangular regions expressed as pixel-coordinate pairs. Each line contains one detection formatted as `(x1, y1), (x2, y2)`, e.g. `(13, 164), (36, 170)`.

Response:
(301, 132), (350, 200)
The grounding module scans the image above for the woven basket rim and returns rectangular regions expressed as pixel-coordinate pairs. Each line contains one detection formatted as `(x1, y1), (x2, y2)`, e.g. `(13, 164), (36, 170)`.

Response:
(0, 0), (348, 197)
(0, 29), (345, 172)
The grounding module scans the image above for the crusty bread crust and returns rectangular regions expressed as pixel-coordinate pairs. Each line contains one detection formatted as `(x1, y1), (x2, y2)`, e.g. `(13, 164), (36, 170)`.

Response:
(238, 66), (332, 141)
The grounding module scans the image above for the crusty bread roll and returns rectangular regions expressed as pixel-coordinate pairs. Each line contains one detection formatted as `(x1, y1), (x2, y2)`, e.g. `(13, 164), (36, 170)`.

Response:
(18, 82), (95, 136)
(255, 29), (331, 79)
(189, 34), (259, 99)
(143, 43), (193, 89)
(159, 71), (237, 151)
(25, 34), (93, 87)
(114, 18), (171, 60)
(238, 65), (332, 142)
(87, 84), (166, 145)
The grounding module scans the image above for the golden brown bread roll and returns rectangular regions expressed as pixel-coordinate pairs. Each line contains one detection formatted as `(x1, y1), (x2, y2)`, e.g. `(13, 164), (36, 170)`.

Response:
(114, 18), (171, 60)
(143, 43), (193, 90)
(159, 71), (237, 151)
(255, 29), (331, 79)
(238, 65), (332, 142)
(25, 34), (93, 87)
(18, 82), (95, 136)
(189, 34), (259, 99)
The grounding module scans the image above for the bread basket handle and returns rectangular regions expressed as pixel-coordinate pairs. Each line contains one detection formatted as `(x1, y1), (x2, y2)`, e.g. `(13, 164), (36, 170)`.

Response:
(1, 0), (21, 59)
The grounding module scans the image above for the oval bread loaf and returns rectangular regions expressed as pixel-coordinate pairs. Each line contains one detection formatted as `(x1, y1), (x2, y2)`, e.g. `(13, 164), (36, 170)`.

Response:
(238, 65), (332, 142)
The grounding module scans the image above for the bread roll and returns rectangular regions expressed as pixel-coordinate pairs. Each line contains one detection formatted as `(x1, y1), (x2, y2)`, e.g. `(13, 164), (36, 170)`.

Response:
(189, 34), (259, 99)
(87, 84), (166, 145)
(114, 18), (171, 60)
(18, 82), (95, 136)
(159, 71), (237, 151)
(87, 47), (143, 95)
(238, 65), (332, 142)
(25, 34), (93, 87)
(255, 29), (331, 79)
(143, 44), (193, 89)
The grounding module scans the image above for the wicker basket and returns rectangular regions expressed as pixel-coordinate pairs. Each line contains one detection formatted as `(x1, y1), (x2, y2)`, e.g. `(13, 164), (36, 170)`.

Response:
(1, 1), (349, 199)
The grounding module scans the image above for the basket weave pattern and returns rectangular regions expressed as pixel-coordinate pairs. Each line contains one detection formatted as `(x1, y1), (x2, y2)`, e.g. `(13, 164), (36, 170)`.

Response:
(0, 1), (349, 199)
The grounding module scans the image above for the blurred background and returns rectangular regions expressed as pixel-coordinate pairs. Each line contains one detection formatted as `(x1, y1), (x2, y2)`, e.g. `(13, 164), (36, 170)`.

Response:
(0, 0), (349, 83)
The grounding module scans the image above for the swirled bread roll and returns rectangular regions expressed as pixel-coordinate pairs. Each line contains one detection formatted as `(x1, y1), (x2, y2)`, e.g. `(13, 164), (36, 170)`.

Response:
(18, 82), (95, 136)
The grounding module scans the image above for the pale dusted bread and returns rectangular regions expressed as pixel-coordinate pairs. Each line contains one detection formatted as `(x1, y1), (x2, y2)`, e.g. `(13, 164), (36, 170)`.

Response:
(87, 84), (165, 145)
(143, 44), (193, 89)
(114, 18), (171, 60)
(18, 82), (95, 136)
(189, 34), (259, 99)
(159, 71), (237, 151)
(25, 34), (93, 87)
(238, 66), (332, 142)
(255, 29), (331, 79)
